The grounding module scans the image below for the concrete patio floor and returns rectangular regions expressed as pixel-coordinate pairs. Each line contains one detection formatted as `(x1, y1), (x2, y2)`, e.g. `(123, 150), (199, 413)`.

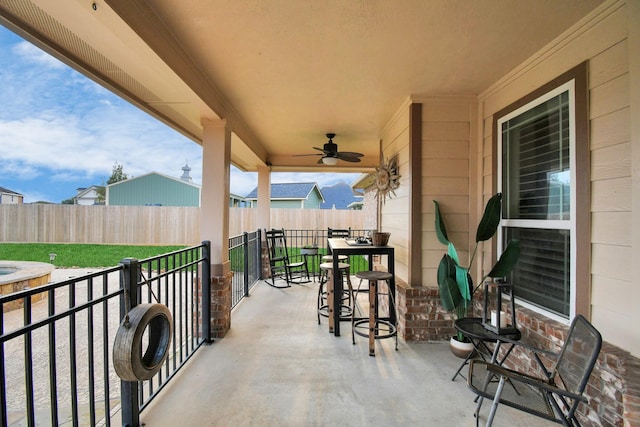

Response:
(140, 279), (555, 427)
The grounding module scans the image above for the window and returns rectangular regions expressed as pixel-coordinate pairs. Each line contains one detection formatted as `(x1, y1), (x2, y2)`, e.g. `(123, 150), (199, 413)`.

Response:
(495, 63), (588, 321)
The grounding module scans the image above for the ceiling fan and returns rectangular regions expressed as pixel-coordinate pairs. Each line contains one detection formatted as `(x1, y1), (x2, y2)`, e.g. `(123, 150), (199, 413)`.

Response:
(295, 133), (364, 165)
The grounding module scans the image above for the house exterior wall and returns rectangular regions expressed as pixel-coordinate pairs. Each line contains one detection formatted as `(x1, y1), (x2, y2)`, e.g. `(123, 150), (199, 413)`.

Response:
(478, 0), (637, 358)
(379, 96), (478, 288)
(417, 97), (478, 288)
(379, 106), (410, 282)
(0, 193), (23, 204)
(108, 174), (200, 207)
(75, 188), (100, 205)
(302, 190), (322, 209)
(270, 200), (303, 209)
(382, 3), (637, 422)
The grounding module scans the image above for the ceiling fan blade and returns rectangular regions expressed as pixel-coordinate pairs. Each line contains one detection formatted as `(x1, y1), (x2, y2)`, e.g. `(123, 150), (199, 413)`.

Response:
(297, 134), (363, 163)
(336, 154), (361, 163)
(337, 151), (364, 157)
(313, 146), (332, 154)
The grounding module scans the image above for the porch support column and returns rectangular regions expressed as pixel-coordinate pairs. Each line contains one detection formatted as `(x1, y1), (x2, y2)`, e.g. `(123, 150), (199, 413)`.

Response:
(257, 165), (271, 279)
(201, 118), (232, 338)
(257, 165), (271, 232)
(629, 0), (640, 353)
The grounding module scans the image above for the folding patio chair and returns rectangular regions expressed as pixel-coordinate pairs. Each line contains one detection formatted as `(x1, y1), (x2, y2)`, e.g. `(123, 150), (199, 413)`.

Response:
(467, 314), (602, 427)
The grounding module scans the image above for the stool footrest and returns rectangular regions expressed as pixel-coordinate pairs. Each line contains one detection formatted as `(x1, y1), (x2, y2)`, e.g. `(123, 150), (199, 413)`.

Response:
(352, 319), (396, 340)
(318, 304), (353, 320)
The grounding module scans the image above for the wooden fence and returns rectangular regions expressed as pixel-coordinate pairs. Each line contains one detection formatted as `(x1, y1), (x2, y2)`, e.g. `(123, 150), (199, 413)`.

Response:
(0, 204), (364, 245)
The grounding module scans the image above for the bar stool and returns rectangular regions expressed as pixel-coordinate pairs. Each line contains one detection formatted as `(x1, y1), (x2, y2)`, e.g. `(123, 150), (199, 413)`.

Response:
(317, 262), (353, 325)
(351, 270), (397, 356)
(319, 254), (349, 276)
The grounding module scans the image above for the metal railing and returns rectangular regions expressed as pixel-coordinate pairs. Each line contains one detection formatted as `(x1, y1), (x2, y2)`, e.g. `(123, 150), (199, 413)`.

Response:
(0, 243), (211, 427)
(119, 243), (210, 426)
(277, 228), (376, 275)
(228, 230), (262, 308)
(0, 229), (350, 425)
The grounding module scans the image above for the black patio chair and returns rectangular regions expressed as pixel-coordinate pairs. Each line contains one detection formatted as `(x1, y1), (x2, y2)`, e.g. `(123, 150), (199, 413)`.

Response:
(264, 228), (310, 288)
(467, 314), (602, 427)
(323, 227), (351, 263)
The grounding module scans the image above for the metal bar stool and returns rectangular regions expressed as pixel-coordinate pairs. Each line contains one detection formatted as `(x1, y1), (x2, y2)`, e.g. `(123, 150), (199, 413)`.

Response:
(317, 262), (353, 327)
(351, 270), (397, 356)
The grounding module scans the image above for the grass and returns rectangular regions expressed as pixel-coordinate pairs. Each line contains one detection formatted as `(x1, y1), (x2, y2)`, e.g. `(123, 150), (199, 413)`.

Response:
(0, 243), (186, 268)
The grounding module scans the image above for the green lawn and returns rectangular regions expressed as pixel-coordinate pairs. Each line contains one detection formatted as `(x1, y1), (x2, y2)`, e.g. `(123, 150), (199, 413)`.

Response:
(0, 243), (186, 268)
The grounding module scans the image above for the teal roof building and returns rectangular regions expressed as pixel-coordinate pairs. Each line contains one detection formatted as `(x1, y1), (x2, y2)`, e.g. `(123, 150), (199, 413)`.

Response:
(107, 171), (200, 207)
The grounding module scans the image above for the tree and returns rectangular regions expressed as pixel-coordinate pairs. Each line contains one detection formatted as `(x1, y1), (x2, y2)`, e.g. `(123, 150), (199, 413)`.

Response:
(107, 162), (129, 185)
(96, 162), (129, 203)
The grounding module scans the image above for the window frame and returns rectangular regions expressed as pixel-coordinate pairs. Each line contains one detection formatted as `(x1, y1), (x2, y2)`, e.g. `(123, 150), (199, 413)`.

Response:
(491, 62), (589, 323)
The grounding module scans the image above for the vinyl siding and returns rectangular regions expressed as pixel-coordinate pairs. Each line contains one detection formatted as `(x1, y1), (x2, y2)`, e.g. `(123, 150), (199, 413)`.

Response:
(108, 174), (200, 207)
(478, 0), (636, 355)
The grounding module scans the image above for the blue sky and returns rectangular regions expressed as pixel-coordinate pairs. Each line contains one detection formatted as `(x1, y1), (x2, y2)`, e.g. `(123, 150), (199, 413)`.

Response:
(0, 25), (360, 203)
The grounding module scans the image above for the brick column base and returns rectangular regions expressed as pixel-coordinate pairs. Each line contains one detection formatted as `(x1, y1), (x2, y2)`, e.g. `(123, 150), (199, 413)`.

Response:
(396, 281), (456, 341)
(261, 246), (271, 279)
(210, 271), (233, 338)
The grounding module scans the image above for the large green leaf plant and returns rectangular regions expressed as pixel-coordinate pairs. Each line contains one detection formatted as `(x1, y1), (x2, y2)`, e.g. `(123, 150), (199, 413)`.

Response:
(434, 193), (521, 341)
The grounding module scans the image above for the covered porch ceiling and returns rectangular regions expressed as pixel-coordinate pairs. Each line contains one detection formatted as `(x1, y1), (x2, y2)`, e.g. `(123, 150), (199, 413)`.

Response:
(0, 0), (603, 173)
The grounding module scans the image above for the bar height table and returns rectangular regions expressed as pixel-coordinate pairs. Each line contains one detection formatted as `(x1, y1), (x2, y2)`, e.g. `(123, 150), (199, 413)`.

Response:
(327, 238), (395, 337)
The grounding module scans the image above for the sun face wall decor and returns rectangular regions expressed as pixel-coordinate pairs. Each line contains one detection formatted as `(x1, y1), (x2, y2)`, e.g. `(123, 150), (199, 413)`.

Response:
(375, 154), (400, 204)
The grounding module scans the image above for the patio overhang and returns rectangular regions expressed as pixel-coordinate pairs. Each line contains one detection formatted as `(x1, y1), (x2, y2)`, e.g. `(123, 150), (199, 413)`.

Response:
(0, 0), (604, 173)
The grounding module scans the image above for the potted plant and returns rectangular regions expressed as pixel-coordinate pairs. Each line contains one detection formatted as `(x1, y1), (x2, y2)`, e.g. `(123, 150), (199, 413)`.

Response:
(300, 244), (319, 255)
(434, 193), (521, 357)
(300, 231), (319, 255)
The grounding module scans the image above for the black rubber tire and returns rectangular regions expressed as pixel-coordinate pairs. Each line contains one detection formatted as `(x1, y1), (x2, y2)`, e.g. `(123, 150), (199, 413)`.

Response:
(113, 303), (173, 381)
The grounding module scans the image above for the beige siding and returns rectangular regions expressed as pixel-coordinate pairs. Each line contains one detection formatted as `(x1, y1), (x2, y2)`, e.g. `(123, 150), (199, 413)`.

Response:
(379, 105), (410, 281)
(590, 107), (630, 149)
(416, 96), (477, 287)
(478, 0), (637, 356)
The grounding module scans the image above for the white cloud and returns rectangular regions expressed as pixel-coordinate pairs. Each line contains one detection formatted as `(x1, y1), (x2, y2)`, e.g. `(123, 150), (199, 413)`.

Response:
(230, 167), (257, 196)
(12, 41), (66, 69)
(0, 28), (362, 204)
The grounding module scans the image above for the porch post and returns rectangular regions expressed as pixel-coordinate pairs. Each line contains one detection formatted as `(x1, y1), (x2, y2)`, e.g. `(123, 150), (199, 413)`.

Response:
(629, 0), (640, 349)
(200, 118), (232, 337)
(257, 165), (271, 231)
(257, 165), (271, 279)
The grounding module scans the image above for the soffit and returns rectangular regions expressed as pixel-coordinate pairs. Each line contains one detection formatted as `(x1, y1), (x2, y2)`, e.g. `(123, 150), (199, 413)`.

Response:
(1, 0), (604, 172)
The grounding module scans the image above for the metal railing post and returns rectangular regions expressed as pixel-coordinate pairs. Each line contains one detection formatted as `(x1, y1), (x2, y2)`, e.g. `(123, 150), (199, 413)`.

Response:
(120, 258), (140, 427)
(202, 241), (212, 343)
(258, 229), (264, 280)
(243, 232), (250, 297)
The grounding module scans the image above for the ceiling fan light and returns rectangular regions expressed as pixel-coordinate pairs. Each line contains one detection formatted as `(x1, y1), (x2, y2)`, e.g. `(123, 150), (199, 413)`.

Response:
(322, 156), (338, 165)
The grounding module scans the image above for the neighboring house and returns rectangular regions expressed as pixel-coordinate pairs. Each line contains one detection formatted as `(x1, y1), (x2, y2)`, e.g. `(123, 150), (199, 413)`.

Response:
(0, 187), (23, 204)
(107, 171), (201, 207)
(319, 182), (362, 210)
(229, 193), (248, 207)
(74, 186), (102, 205)
(244, 182), (324, 209)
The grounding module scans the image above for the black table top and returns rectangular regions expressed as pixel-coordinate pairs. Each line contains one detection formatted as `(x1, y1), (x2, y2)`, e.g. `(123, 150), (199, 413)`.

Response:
(454, 317), (521, 342)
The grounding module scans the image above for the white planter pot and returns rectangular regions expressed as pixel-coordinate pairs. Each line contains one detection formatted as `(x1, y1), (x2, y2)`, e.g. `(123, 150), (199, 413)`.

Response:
(449, 337), (475, 359)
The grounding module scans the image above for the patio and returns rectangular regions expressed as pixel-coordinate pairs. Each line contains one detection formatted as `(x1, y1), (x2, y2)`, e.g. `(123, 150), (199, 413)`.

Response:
(139, 278), (555, 426)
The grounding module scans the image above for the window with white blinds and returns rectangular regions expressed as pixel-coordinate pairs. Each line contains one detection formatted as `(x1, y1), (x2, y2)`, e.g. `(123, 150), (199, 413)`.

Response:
(498, 82), (575, 319)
